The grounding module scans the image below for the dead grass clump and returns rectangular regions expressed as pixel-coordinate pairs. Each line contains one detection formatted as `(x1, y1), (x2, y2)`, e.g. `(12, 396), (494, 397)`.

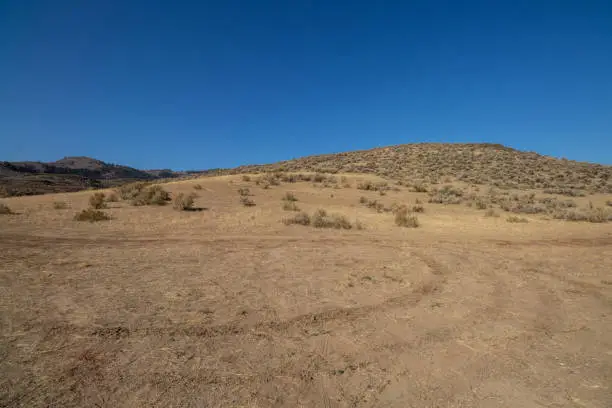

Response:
(173, 192), (196, 211)
(242, 175), (251, 182)
(411, 183), (429, 193)
(240, 196), (256, 207)
(543, 188), (586, 197)
(89, 192), (107, 209)
(283, 211), (311, 225)
(282, 201), (300, 211)
(606, 200), (612, 207)
(193, 184), (203, 190)
(506, 215), (528, 223)
(484, 208), (500, 217)
(105, 192), (119, 202)
(357, 180), (388, 192)
(394, 206), (419, 227)
(238, 188), (251, 196)
(360, 198), (385, 213)
(428, 185), (463, 204)
(132, 185), (171, 206)
(311, 209), (353, 229)
(52, 201), (68, 209)
(411, 203), (425, 213)
(553, 208), (611, 223)
(283, 192), (298, 201)
(74, 208), (110, 222)
(117, 182), (150, 200)
(0, 203), (13, 214)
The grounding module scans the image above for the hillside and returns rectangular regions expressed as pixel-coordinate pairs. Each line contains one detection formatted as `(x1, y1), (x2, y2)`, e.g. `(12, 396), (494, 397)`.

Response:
(0, 157), (182, 197)
(231, 143), (612, 193)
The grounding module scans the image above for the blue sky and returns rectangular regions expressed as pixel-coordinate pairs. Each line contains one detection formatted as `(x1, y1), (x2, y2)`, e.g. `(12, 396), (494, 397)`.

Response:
(1, 0), (611, 169)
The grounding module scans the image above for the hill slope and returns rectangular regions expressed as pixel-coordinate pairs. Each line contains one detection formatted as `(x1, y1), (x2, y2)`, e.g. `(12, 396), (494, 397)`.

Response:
(231, 143), (612, 193)
(0, 157), (181, 197)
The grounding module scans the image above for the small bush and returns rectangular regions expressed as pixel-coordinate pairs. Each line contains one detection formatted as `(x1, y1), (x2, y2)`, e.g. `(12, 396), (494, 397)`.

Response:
(74, 208), (110, 222)
(313, 173), (326, 183)
(193, 184), (203, 190)
(282, 201), (300, 211)
(283, 192), (298, 201)
(395, 207), (419, 227)
(543, 188), (586, 197)
(0, 203), (13, 214)
(411, 204), (425, 213)
(173, 192), (196, 211)
(240, 196), (256, 207)
(89, 192), (107, 209)
(105, 192), (119, 202)
(117, 182), (150, 200)
(474, 199), (489, 210)
(242, 175), (251, 182)
(311, 209), (352, 229)
(484, 209), (499, 217)
(606, 200), (612, 207)
(238, 188), (251, 196)
(506, 216), (528, 223)
(359, 196), (368, 204)
(132, 185), (171, 206)
(411, 183), (428, 193)
(52, 201), (68, 209)
(283, 211), (311, 225)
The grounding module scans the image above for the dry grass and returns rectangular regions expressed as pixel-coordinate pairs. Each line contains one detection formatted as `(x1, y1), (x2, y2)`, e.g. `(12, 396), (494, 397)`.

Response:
(506, 215), (529, 223)
(73, 208), (111, 222)
(52, 201), (68, 210)
(282, 201), (300, 211)
(240, 196), (256, 207)
(1, 174), (611, 408)
(88, 192), (107, 209)
(394, 206), (420, 227)
(311, 208), (353, 229)
(105, 191), (119, 202)
(282, 192), (298, 202)
(172, 192), (196, 211)
(0, 202), (13, 214)
(193, 184), (203, 190)
(131, 185), (171, 206)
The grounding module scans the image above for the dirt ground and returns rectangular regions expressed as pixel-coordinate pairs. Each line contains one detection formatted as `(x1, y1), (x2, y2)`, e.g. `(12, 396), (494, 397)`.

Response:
(1, 175), (611, 407)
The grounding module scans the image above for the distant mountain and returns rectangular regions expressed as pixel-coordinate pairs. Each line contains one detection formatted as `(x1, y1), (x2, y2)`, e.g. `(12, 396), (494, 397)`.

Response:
(0, 156), (182, 197)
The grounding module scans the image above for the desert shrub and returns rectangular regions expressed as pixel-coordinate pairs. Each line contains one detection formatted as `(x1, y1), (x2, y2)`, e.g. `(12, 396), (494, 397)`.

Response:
(173, 192), (196, 211)
(74, 208), (110, 222)
(105, 192), (119, 202)
(283, 192), (298, 201)
(474, 199), (489, 210)
(359, 196), (368, 204)
(132, 185), (171, 206)
(193, 184), (203, 190)
(52, 201), (68, 209)
(238, 188), (251, 196)
(553, 208), (611, 223)
(0, 203), (13, 214)
(283, 211), (311, 225)
(428, 185), (464, 204)
(484, 208), (499, 217)
(411, 203), (425, 213)
(117, 182), (150, 200)
(411, 183), (429, 193)
(606, 200), (612, 207)
(242, 175), (251, 182)
(280, 173), (298, 183)
(313, 173), (326, 183)
(506, 216), (528, 223)
(89, 192), (107, 209)
(240, 196), (256, 207)
(394, 207), (419, 227)
(282, 201), (300, 211)
(543, 188), (586, 197)
(311, 209), (353, 229)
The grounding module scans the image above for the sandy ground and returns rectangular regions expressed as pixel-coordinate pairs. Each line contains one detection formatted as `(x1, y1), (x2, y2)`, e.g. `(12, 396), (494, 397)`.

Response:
(1, 175), (611, 407)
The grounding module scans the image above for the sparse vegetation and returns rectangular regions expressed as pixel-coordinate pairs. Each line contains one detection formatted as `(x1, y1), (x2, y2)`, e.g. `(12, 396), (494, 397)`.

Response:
(0, 203), (13, 214)
(73, 208), (110, 222)
(238, 188), (251, 196)
(131, 185), (171, 206)
(242, 175), (251, 182)
(428, 185), (464, 204)
(312, 209), (353, 229)
(484, 208), (499, 217)
(117, 182), (150, 200)
(606, 200), (612, 207)
(283, 192), (298, 202)
(507, 215), (528, 223)
(52, 201), (68, 210)
(240, 196), (256, 207)
(173, 192), (196, 211)
(193, 184), (203, 190)
(394, 206), (419, 227)
(89, 192), (107, 209)
(282, 201), (300, 211)
(283, 211), (311, 226)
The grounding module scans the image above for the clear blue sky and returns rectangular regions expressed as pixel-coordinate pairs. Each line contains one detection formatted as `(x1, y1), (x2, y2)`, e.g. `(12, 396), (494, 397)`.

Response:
(1, 0), (611, 169)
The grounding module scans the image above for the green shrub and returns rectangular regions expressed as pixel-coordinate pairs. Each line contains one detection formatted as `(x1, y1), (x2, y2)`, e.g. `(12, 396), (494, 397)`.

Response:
(74, 208), (110, 222)
(89, 192), (107, 209)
